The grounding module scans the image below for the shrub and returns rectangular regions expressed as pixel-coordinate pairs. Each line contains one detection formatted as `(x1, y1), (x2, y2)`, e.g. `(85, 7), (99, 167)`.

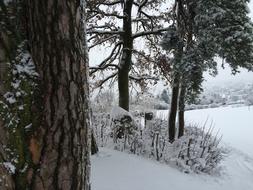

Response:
(92, 108), (225, 174)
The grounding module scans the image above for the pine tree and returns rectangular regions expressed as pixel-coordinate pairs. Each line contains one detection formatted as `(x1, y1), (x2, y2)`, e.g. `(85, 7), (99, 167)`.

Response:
(161, 0), (253, 142)
(160, 89), (170, 103)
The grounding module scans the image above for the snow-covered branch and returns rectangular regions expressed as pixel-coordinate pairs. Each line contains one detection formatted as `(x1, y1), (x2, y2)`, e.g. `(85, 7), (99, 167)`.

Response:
(129, 75), (159, 82)
(87, 29), (124, 35)
(99, 1), (122, 6)
(133, 27), (169, 39)
(90, 9), (126, 19)
(89, 35), (118, 49)
(90, 64), (119, 74)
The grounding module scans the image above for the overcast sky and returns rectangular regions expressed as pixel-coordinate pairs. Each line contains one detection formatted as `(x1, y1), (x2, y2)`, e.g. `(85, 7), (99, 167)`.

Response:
(204, 1), (253, 87)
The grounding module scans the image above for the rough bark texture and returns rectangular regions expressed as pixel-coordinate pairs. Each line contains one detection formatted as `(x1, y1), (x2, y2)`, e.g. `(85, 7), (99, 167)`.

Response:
(0, 12), (16, 189)
(26, 0), (91, 189)
(0, 42), (8, 96)
(168, 79), (180, 143)
(0, 165), (15, 190)
(178, 84), (186, 138)
(0, 122), (14, 190)
(118, 69), (130, 111)
(0, 120), (15, 190)
(118, 0), (133, 111)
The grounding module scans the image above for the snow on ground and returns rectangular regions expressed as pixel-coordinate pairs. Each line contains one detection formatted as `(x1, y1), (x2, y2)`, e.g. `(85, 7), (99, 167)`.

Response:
(156, 106), (253, 157)
(92, 147), (253, 190)
(185, 106), (253, 157)
(92, 106), (253, 190)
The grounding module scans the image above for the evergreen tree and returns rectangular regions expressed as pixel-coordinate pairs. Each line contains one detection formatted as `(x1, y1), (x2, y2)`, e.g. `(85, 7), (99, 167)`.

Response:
(160, 89), (170, 103)
(161, 0), (253, 142)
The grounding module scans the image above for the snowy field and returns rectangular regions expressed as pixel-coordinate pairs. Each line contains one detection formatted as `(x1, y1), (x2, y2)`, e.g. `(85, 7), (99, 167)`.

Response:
(91, 106), (253, 190)
(184, 106), (253, 157)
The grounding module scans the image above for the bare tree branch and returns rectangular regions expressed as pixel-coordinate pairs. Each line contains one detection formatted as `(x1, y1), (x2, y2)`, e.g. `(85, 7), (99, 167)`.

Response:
(90, 42), (122, 75)
(132, 49), (156, 63)
(137, 0), (149, 14)
(89, 35), (118, 49)
(90, 64), (119, 73)
(96, 72), (118, 88)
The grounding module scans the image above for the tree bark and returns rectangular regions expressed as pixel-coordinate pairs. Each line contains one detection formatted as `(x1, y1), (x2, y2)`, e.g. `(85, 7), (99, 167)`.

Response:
(0, 4), (22, 188)
(91, 129), (99, 155)
(26, 0), (91, 189)
(168, 77), (180, 143)
(0, 64), (14, 189)
(118, 0), (133, 111)
(118, 69), (130, 111)
(178, 83), (186, 138)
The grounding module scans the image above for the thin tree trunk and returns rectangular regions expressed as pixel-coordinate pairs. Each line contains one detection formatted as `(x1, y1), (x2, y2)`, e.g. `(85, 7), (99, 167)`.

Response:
(118, 0), (133, 111)
(168, 77), (180, 143)
(177, 0), (193, 139)
(178, 83), (186, 138)
(26, 0), (91, 189)
(168, 0), (184, 143)
(91, 129), (99, 155)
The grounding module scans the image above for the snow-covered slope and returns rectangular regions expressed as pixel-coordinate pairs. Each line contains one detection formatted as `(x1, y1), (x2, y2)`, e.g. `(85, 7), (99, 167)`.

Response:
(91, 147), (253, 190)
(156, 106), (253, 156)
(91, 106), (253, 190)
(185, 106), (253, 157)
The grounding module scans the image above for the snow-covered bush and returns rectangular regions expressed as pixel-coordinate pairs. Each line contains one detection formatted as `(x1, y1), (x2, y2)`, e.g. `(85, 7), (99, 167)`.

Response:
(92, 107), (141, 150)
(91, 90), (116, 113)
(92, 113), (111, 147)
(168, 125), (224, 174)
(92, 108), (224, 174)
(130, 92), (169, 111)
(110, 107), (139, 151)
(140, 119), (224, 174)
(246, 95), (253, 106)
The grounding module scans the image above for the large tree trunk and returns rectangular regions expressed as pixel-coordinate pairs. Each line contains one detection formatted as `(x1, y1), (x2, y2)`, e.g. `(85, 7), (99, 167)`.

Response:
(26, 0), (91, 189)
(168, 77), (180, 143)
(118, 0), (133, 111)
(178, 83), (186, 138)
